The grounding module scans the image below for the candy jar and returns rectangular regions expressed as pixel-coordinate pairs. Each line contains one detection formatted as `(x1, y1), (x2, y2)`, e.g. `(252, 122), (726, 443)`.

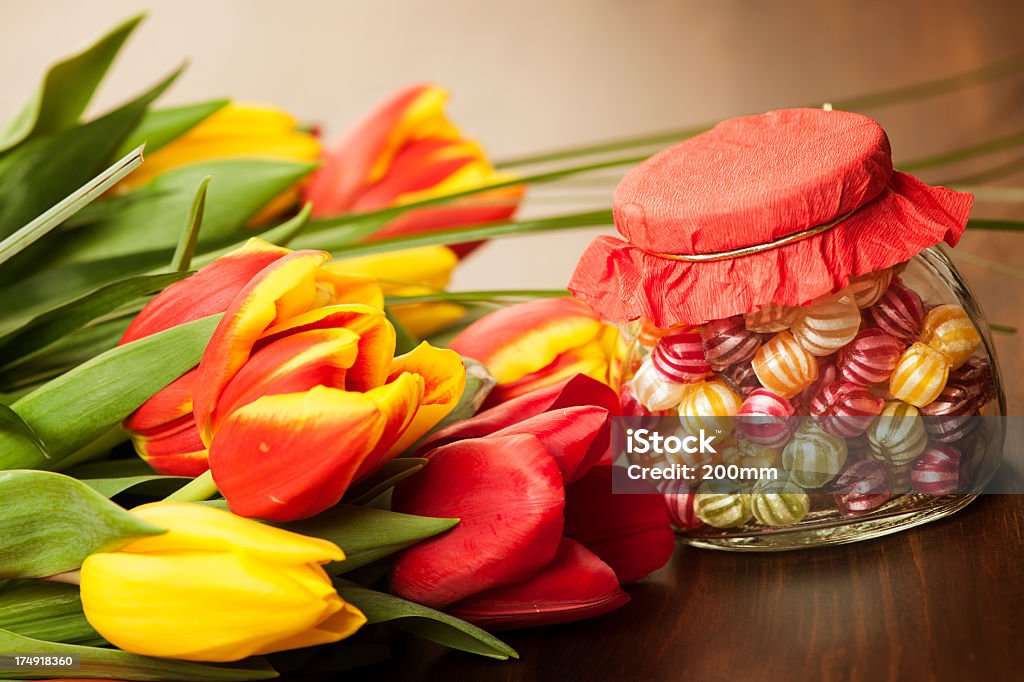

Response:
(571, 108), (1005, 550)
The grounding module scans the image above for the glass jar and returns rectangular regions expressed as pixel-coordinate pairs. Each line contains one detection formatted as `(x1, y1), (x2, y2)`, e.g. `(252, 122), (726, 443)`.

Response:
(617, 246), (1005, 550)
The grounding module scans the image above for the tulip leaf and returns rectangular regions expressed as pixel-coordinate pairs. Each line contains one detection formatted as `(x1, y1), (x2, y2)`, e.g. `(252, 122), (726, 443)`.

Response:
(117, 99), (230, 157)
(0, 404), (48, 461)
(0, 470), (164, 579)
(0, 271), (189, 368)
(0, 580), (103, 646)
(281, 504), (456, 574)
(0, 315), (220, 470)
(342, 458), (428, 506)
(81, 474), (190, 499)
(53, 159), (317, 264)
(430, 358), (496, 431)
(0, 15), (143, 153)
(0, 628), (279, 681)
(385, 310), (419, 355)
(335, 583), (518, 660)
(171, 176), (211, 272)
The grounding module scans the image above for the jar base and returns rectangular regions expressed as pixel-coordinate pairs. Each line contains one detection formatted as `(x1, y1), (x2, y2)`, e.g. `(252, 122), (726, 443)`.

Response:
(678, 493), (977, 551)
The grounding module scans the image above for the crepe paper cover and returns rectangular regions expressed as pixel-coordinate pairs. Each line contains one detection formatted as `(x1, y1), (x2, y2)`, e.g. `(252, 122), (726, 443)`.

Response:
(569, 108), (973, 327)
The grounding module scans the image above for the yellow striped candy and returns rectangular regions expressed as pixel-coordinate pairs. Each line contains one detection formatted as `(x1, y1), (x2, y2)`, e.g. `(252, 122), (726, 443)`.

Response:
(744, 302), (800, 333)
(751, 475), (810, 526)
(678, 380), (743, 436)
(782, 420), (848, 488)
(751, 331), (819, 399)
(889, 342), (950, 407)
(920, 304), (981, 369)
(846, 268), (893, 308)
(722, 440), (782, 470)
(790, 289), (860, 356)
(868, 400), (928, 465)
(693, 481), (752, 528)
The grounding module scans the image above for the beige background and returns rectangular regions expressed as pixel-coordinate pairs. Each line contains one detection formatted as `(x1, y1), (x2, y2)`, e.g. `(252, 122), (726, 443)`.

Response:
(1, 0), (1023, 292)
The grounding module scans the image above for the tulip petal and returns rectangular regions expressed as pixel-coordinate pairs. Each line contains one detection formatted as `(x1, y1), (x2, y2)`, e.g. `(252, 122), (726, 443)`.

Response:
(449, 537), (629, 630)
(130, 415), (209, 477)
(563, 466), (676, 584)
(381, 342), (466, 457)
(491, 405), (610, 484)
(210, 328), (361, 432)
(486, 336), (613, 406)
(354, 372), (426, 480)
(259, 304), (396, 392)
(392, 434), (565, 609)
(448, 298), (605, 385)
(209, 387), (387, 521)
(120, 238), (290, 344)
(313, 267), (386, 309)
(123, 369), (196, 434)
(193, 250), (330, 439)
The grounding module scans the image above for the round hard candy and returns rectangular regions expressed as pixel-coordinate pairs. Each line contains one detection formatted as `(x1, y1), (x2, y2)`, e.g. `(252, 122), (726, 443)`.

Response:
(810, 380), (885, 438)
(790, 289), (861, 356)
(752, 331), (819, 399)
(846, 268), (893, 308)
(651, 331), (711, 383)
(693, 481), (752, 528)
(750, 474), (810, 526)
(722, 438), (783, 470)
(782, 420), (849, 488)
(868, 400), (928, 465)
(890, 342), (950, 407)
(737, 388), (795, 447)
(659, 479), (703, 529)
(744, 302), (800, 333)
(920, 304), (981, 369)
(832, 460), (892, 516)
(716, 360), (762, 397)
(701, 315), (762, 369)
(868, 280), (925, 343)
(678, 380), (743, 437)
(630, 356), (691, 412)
(949, 356), (996, 406)
(838, 328), (903, 385)
(920, 383), (980, 444)
(911, 444), (962, 495)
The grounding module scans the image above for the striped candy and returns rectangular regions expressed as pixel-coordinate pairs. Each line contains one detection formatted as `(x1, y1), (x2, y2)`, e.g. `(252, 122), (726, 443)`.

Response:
(911, 445), (962, 495)
(693, 481), (752, 528)
(651, 331), (711, 383)
(868, 281), (924, 343)
(750, 475), (810, 526)
(790, 289), (861, 356)
(737, 388), (795, 447)
(920, 383), (979, 444)
(949, 356), (996, 406)
(832, 460), (892, 516)
(920, 304), (981, 369)
(630, 357), (691, 412)
(846, 268), (893, 308)
(890, 342), (950, 407)
(810, 380), (885, 438)
(701, 315), (762, 369)
(660, 479), (703, 529)
(744, 302), (800, 333)
(678, 380), (743, 436)
(752, 331), (819, 399)
(838, 328), (903, 385)
(716, 361), (762, 397)
(782, 420), (848, 488)
(636, 317), (687, 349)
(868, 400), (928, 465)
(723, 438), (783, 470)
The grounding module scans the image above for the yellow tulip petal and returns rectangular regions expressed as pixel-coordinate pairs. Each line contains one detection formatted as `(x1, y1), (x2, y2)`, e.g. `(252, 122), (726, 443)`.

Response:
(382, 342), (466, 457)
(332, 246), (457, 291)
(355, 372), (426, 478)
(313, 266), (386, 309)
(390, 301), (466, 338)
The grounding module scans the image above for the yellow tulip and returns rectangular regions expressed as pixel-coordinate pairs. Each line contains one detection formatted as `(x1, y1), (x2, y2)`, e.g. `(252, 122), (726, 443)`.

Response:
(79, 502), (365, 662)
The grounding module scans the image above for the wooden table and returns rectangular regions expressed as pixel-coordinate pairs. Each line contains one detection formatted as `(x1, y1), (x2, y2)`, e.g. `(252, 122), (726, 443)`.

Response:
(370, 233), (1024, 681)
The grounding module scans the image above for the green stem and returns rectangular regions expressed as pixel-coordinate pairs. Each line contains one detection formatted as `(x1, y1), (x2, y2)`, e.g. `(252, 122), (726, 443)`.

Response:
(899, 130), (1024, 171)
(51, 426), (127, 472)
(386, 289), (570, 305)
(163, 469), (218, 502)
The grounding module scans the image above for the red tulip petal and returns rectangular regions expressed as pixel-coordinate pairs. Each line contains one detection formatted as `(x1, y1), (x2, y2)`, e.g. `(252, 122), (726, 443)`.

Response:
(449, 537), (629, 630)
(120, 238), (290, 344)
(419, 374), (619, 453)
(209, 387), (386, 521)
(259, 304), (396, 392)
(371, 199), (520, 257)
(491, 406), (610, 484)
(354, 373), (426, 480)
(563, 465), (675, 584)
(391, 434), (565, 609)
(123, 369), (197, 435)
(131, 415), (209, 477)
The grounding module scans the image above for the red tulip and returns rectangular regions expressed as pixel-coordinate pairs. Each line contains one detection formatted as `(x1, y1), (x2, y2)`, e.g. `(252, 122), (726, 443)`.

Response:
(391, 375), (675, 629)
(303, 84), (523, 256)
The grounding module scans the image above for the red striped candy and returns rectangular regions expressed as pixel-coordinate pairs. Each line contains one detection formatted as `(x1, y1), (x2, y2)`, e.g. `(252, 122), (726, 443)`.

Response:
(920, 383), (979, 444)
(868, 281), (924, 343)
(716, 361), (762, 397)
(651, 331), (711, 383)
(737, 388), (795, 447)
(833, 460), (892, 516)
(838, 328), (903, 385)
(810, 380), (885, 438)
(701, 315), (762, 369)
(911, 445), (962, 494)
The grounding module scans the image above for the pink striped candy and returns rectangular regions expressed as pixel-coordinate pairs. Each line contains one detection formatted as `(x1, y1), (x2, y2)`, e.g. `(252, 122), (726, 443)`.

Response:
(868, 281), (925, 343)
(838, 328), (904, 385)
(920, 383), (979, 444)
(744, 302), (800, 333)
(832, 460), (892, 516)
(737, 388), (796, 447)
(716, 361), (762, 397)
(651, 331), (711, 383)
(701, 315), (763, 369)
(810, 380), (885, 438)
(660, 479), (703, 529)
(949, 356), (996, 406)
(911, 445), (962, 494)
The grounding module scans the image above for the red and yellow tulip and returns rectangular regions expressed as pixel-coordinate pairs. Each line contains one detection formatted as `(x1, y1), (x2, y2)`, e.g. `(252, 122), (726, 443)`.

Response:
(303, 84), (523, 254)
(391, 375), (675, 629)
(121, 238), (465, 521)
(448, 298), (623, 407)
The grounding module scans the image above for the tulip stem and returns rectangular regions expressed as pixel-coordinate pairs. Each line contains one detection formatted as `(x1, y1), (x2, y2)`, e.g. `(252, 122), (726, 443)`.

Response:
(43, 570), (81, 586)
(164, 470), (219, 503)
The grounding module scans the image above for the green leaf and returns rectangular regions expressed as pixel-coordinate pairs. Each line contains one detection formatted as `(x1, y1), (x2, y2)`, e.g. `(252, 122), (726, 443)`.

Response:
(0, 405), (48, 461)
(81, 474), (190, 499)
(335, 583), (517, 660)
(343, 458), (428, 506)
(0, 628), (279, 681)
(0, 315), (220, 470)
(385, 310), (419, 355)
(116, 100), (229, 157)
(0, 470), (163, 578)
(0, 580), (103, 645)
(898, 129), (1024, 171)
(966, 219), (1024, 231)
(55, 159), (317, 263)
(0, 15), (143, 153)
(0, 66), (182, 243)
(171, 176), (212, 272)
(431, 358), (496, 430)
(386, 288), (570, 306)
(0, 271), (188, 368)
(0, 145), (145, 268)
(281, 505), (456, 573)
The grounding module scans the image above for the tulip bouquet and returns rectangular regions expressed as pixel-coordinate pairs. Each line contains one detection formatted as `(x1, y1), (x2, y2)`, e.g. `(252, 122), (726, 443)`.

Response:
(2, 14), (1024, 682)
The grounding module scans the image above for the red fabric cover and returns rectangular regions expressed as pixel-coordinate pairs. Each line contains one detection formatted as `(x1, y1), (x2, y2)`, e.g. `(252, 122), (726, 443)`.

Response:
(569, 108), (973, 327)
